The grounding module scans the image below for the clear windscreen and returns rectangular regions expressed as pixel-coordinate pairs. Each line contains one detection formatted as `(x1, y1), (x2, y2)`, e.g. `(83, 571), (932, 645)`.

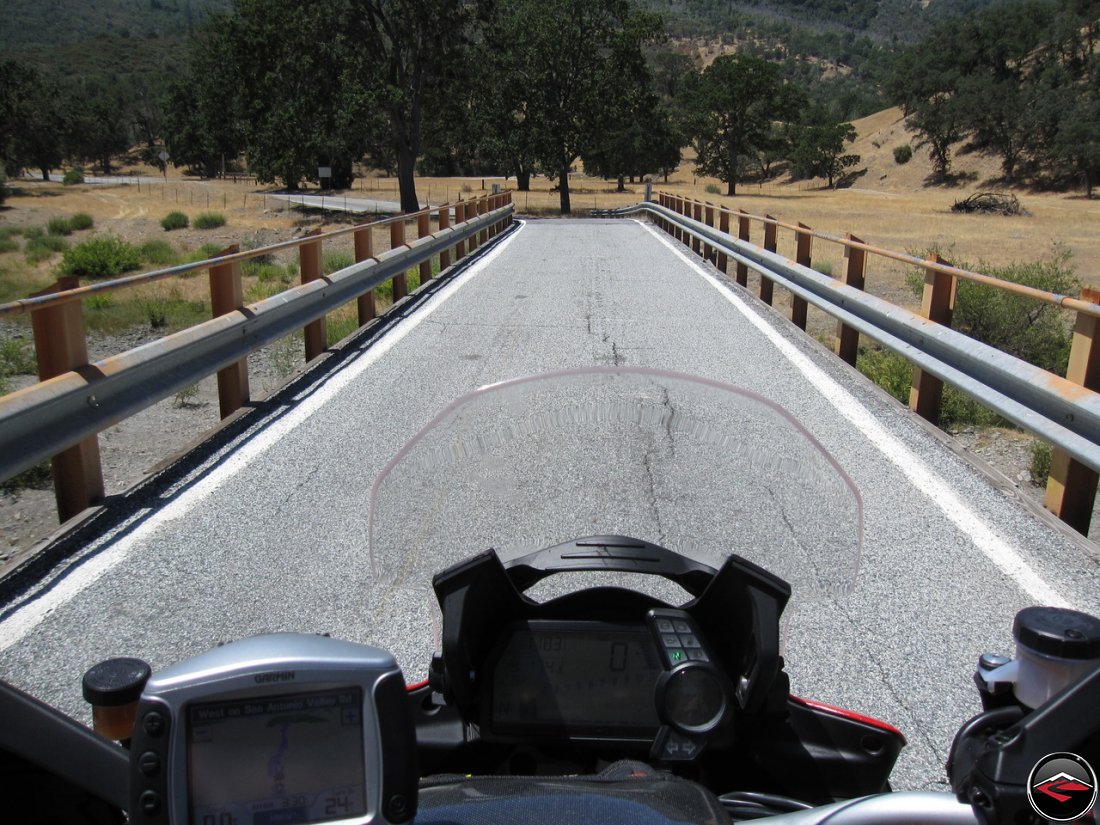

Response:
(368, 368), (861, 613)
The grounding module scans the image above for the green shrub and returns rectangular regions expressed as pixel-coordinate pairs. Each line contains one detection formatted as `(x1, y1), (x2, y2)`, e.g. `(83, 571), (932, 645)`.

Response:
(140, 239), (178, 266)
(62, 167), (85, 186)
(857, 344), (1002, 427)
(69, 213), (94, 231)
(25, 234), (69, 264)
(1030, 441), (1053, 486)
(84, 293), (114, 311)
(704, 183), (722, 195)
(161, 211), (189, 231)
(22, 227), (43, 240)
(193, 211), (226, 230)
(0, 236), (18, 254)
(47, 216), (73, 236)
(0, 338), (37, 377)
(893, 145), (913, 164)
(59, 235), (144, 279)
(907, 247), (1079, 376)
(244, 260), (294, 284)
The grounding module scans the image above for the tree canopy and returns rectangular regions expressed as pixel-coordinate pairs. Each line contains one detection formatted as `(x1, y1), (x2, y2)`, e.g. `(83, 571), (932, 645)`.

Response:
(686, 54), (804, 196)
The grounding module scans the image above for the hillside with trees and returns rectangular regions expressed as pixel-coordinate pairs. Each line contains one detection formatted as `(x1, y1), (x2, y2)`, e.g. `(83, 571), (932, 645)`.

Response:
(2, 0), (1097, 212)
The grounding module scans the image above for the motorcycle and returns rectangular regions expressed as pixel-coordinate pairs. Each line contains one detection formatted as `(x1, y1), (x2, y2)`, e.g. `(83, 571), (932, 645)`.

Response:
(1, 368), (1098, 825)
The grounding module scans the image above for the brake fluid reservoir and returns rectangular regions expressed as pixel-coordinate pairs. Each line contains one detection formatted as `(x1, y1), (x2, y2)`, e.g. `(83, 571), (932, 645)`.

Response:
(1012, 606), (1100, 709)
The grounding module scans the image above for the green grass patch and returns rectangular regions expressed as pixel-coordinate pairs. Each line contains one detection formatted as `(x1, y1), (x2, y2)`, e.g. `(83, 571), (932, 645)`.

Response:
(62, 168), (84, 186)
(0, 237), (18, 254)
(1030, 441), (1053, 486)
(22, 227), (43, 240)
(25, 234), (69, 264)
(69, 213), (94, 231)
(193, 211), (226, 230)
(140, 240), (179, 266)
(82, 286), (209, 335)
(704, 183), (722, 195)
(244, 260), (295, 284)
(0, 461), (52, 495)
(161, 211), (189, 231)
(47, 216), (73, 236)
(59, 235), (143, 280)
(323, 250), (354, 275)
(326, 312), (361, 347)
(0, 260), (49, 304)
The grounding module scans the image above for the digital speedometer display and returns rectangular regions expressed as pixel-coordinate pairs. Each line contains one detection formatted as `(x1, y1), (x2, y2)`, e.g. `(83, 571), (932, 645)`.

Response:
(187, 688), (367, 825)
(491, 623), (662, 736)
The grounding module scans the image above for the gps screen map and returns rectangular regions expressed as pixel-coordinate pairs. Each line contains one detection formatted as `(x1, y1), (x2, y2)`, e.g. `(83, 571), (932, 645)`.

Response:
(188, 688), (367, 825)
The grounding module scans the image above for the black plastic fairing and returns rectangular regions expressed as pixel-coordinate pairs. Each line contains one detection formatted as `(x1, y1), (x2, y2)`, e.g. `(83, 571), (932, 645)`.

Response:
(0, 679), (129, 815)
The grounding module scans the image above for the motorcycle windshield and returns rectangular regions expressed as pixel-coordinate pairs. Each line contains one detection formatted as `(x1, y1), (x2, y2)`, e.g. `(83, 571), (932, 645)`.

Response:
(368, 368), (861, 606)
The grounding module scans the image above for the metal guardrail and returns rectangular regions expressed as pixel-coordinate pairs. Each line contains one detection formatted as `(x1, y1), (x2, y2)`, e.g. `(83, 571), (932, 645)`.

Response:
(0, 194), (515, 523)
(628, 195), (1100, 534)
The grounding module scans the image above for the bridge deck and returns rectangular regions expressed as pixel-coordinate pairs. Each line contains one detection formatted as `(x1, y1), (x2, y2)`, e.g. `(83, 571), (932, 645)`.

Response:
(0, 218), (1096, 791)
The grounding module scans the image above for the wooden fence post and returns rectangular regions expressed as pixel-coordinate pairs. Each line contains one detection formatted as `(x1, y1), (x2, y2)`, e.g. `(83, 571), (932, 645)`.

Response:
(717, 209), (730, 273)
(761, 217), (777, 306)
(438, 205), (451, 270)
(478, 197), (489, 247)
(736, 211), (751, 287)
(909, 253), (956, 424)
(418, 210), (432, 285)
(834, 234), (867, 366)
(391, 217), (407, 301)
(208, 245), (249, 418)
(791, 223), (812, 330)
(354, 225), (376, 324)
(29, 278), (105, 522)
(299, 230), (326, 361)
(1044, 286), (1100, 534)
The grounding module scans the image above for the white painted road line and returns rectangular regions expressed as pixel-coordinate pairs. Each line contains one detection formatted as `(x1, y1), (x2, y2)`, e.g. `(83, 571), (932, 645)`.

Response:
(0, 223), (528, 654)
(642, 220), (1072, 610)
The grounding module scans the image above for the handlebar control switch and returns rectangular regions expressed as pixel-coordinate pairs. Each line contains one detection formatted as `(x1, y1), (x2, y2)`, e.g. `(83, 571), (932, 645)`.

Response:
(646, 609), (730, 762)
(81, 656), (152, 743)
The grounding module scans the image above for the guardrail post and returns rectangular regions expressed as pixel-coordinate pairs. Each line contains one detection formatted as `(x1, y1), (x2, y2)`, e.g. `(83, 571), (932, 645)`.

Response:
(704, 204), (715, 264)
(418, 210), (432, 284)
(792, 223), (812, 330)
(437, 204), (451, 270)
(208, 245), (250, 418)
(691, 202), (702, 256)
(736, 211), (751, 287)
(29, 277), (105, 521)
(909, 253), (956, 424)
(717, 209), (730, 273)
(391, 217), (408, 301)
(354, 224), (376, 324)
(454, 202), (466, 260)
(1044, 286), (1100, 533)
(834, 234), (867, 366)
(299, 230), (327, 361)
(761, 217), (777, 305)
(478, 197), (489, 246)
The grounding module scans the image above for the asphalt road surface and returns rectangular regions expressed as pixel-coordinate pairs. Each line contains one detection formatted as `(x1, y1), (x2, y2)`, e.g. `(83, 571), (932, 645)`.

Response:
(1, 218), (1097, 795)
